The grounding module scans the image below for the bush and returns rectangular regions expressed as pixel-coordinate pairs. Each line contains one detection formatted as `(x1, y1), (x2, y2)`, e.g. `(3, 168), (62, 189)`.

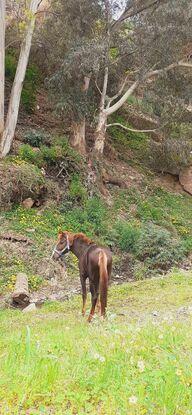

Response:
(0, 160), (45, 209)
(18, 145), (43, 167)
(60, 196), (108, 238)
(86, 197), (107, 235)
(19, 137), (83, 174)
(23, 129), (51, 147)
(113, 221), (141, 252)
(147, 139), (192, 174)
(68, 174), (87, 203)
(135, 223), (185, 271)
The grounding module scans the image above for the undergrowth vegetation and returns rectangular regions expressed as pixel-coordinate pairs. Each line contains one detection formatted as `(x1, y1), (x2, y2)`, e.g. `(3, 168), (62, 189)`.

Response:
(108, 115), (149, 163)
(1, 175), (192, 291)
(0, 160), (45, 210)
(18, 135), (82, 173)
(5, 53), (40, 113)
(0, 121), (192, 288)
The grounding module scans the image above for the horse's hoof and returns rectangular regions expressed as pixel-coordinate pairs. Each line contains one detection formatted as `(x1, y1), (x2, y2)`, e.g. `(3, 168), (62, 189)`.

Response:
(87, 315), (92, 323)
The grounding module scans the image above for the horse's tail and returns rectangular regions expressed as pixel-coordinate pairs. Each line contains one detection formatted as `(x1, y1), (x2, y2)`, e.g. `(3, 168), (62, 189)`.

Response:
(98, 251), (108, 317)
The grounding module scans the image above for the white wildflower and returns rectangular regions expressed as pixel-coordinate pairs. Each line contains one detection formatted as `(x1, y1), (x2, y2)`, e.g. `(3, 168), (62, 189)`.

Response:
(129, 395), (138, 405)
(137, 359), (145, 372)
(93, 352), (105, 362)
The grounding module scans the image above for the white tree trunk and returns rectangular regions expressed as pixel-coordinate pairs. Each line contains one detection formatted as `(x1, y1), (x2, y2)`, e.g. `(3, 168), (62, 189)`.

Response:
(0, 0), (5, 135)
(93, 67), (109, 155)
(0, 0), (41, 158)
(94, 111), (107, 154)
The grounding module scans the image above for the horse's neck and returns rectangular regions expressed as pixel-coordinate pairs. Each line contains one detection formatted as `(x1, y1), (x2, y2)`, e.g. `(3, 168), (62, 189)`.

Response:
(71, 238), (90, 259)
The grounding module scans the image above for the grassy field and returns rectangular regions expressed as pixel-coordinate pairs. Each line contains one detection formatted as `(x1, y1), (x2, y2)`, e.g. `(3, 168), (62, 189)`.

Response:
(1, 270), (192, 415)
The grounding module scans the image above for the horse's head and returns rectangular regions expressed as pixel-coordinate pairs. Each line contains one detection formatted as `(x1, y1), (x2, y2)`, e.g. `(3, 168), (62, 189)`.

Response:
(52, 231), (73, 260)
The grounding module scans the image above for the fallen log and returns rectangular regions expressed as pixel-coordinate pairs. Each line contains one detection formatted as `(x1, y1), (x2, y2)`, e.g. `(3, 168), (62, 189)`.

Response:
(0, 233), (32, 244)
(12, 273), (30, 307)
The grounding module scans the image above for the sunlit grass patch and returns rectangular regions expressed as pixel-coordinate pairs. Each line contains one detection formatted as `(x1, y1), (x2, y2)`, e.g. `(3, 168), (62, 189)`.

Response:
(1, 271), (192, 414)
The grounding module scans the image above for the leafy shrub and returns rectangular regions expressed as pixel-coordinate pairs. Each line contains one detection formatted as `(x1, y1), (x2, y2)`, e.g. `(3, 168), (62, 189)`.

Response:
(18, 145), (43, 167)
(147, 139), (192, 174)
(113, 221), (141, 252)
(61, 196), (108, 238)
(135, 223), (185, 271)
(19, 138), (83, 175)
(23, 129), (51, 148)
(0, 160), (45, 209)
(68, 174), (87, 203)
(86, 197), (107, 235)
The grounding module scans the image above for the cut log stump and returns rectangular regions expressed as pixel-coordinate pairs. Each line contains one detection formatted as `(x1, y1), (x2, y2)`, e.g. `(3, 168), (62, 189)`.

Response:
(12, 273), (30, 307)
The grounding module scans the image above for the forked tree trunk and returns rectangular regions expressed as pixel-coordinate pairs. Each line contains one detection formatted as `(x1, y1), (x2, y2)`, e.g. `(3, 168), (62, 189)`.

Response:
(93, 80), (140, 156)
(0, 0), (41, 158)
(0, 0), (5, 135)
(70, 76), (91, 155)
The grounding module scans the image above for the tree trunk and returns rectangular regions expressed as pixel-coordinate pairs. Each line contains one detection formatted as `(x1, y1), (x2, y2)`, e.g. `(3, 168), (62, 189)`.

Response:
(12, 273), (30, 306)
(94, 111), (107, 155)
(0, 0), (5, 135)
(0, 0), (41, 158)
(70, 76), (91, 155)
(71, 120), (86, 154)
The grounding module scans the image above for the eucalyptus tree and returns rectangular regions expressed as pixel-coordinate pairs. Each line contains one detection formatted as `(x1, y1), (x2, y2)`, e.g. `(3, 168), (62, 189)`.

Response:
(0, 0), (43, 158)
(48, 0), (192, 155)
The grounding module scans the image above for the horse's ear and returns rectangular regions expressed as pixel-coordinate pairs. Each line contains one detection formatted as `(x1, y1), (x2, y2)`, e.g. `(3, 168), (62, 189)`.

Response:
(58, 230), (64, 239)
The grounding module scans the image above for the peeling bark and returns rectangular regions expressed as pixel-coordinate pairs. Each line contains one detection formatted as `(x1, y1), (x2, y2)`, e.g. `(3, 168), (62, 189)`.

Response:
(71, 120), (86, 154)
(70, 76), (91, 155)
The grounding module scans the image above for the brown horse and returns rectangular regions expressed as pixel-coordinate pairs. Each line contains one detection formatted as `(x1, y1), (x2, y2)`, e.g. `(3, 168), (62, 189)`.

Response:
(52, 231), (112, 321)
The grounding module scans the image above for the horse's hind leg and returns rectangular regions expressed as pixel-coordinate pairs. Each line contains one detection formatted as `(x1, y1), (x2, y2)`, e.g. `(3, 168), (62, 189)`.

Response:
(96, 298), (101, 314)
(81, 278), (87, 316)
(87, 282), (99, 322)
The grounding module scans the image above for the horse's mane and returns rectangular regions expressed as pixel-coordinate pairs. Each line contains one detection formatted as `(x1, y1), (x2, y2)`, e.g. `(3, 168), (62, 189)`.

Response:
(73, 232), (93, 245)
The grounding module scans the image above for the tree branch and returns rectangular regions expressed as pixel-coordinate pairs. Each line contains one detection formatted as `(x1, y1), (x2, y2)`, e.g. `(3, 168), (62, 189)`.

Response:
(106, 80), (140, 116)
(95, 79), (102, 95)
(100, 66), (109, 111)
(105, 60), (192, 117)
(147, 60), (192, 78)
(112, 0), (163, 31)
(107, 75), (129, 108)
(106, 123), (159, 133)
(5, 39), (21, 50)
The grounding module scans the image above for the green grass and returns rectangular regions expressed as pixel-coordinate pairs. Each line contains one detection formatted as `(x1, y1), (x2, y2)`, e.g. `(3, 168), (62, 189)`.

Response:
(1, 271), (192, 414)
